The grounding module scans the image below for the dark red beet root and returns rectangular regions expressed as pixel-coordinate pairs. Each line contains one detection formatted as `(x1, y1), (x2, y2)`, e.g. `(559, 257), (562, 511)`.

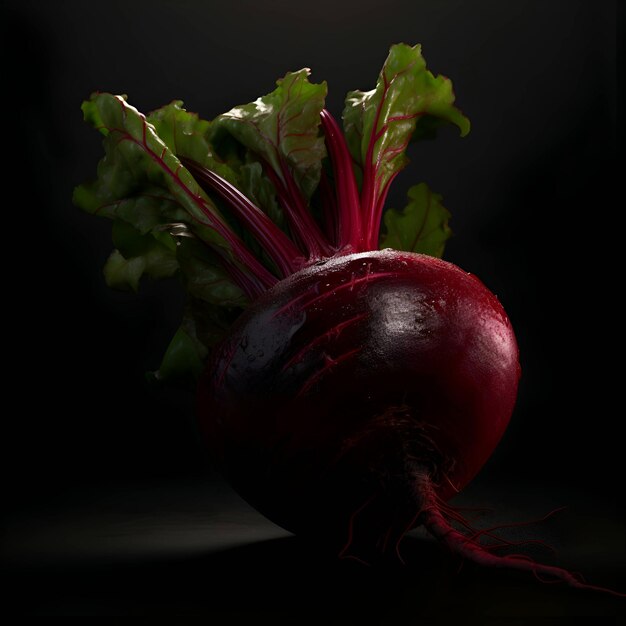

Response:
(197, 250), (626, 597)
(197, 250), (520, 544)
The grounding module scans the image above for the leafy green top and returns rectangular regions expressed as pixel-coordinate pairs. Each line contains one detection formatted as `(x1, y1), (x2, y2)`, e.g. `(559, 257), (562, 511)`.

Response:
(74, 43), (469, 383)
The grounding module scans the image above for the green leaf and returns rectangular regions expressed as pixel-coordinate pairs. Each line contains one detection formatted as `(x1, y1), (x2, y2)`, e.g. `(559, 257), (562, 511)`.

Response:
(147, 100), (240, 186)
(74, 93), (234, 253)
(238, 159), (286, 231)
(103, 250), (145, 292)
(380, 183), (452, 258)
(176, 238), (247, 308)
(216, 69), (327, 199)
(147, 100), (288, 266)
(152, 326), (207, 383)
(111, 218), (171, 257)
(74, 93), (255, 301)
(147, 100), (211, 162)
(149, 296), (240, 384)
(103, 245), (177, 292)
(103, 221), (179, 292)
(89, 188), (188, 235)
(342, 89), (369, 183)
(342, 43), (470, 194)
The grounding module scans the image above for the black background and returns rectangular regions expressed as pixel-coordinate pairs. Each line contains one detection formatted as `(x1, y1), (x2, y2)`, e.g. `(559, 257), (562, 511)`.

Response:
(2, 0), (623, 621)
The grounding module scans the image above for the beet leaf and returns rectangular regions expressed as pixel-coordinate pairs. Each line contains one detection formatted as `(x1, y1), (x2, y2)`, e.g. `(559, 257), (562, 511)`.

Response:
(379, 183), (452, 258)
(342, 43), (469, 250)
(214, 69), (331, 258)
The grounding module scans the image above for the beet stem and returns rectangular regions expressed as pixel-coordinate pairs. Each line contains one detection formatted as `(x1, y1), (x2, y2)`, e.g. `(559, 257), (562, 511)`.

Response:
(180, 156), (301, 277)
(319, 109), (363, 250)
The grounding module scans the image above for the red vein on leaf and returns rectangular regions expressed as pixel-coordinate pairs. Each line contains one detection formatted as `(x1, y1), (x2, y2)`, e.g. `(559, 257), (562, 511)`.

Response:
(360, 59), (422, 248)
(409, 190), (432, 251)
(109, 96), (277, 296)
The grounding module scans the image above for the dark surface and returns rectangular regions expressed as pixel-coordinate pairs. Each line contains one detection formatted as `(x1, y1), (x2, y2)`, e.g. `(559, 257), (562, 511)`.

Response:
(2, 0), (622, 621)
(3, 476), (624, 621)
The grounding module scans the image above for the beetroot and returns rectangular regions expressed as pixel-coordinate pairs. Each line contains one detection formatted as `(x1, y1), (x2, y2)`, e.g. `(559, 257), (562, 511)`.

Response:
(75, 43), (623, 596)
(198, 250), (519, 542)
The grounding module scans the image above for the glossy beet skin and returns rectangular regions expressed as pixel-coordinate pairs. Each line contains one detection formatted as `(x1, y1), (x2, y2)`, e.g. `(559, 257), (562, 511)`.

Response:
(198, 250), (520, 539)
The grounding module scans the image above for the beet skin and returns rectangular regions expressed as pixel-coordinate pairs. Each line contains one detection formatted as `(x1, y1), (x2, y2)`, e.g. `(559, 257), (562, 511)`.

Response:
(198, 250), (520, 544)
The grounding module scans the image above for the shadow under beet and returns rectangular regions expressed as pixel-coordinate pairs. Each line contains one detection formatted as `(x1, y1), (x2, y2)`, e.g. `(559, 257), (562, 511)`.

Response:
(6, 533), (625, 622)
(2, 476), (624, 621)
(5, 534), (429, 618)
